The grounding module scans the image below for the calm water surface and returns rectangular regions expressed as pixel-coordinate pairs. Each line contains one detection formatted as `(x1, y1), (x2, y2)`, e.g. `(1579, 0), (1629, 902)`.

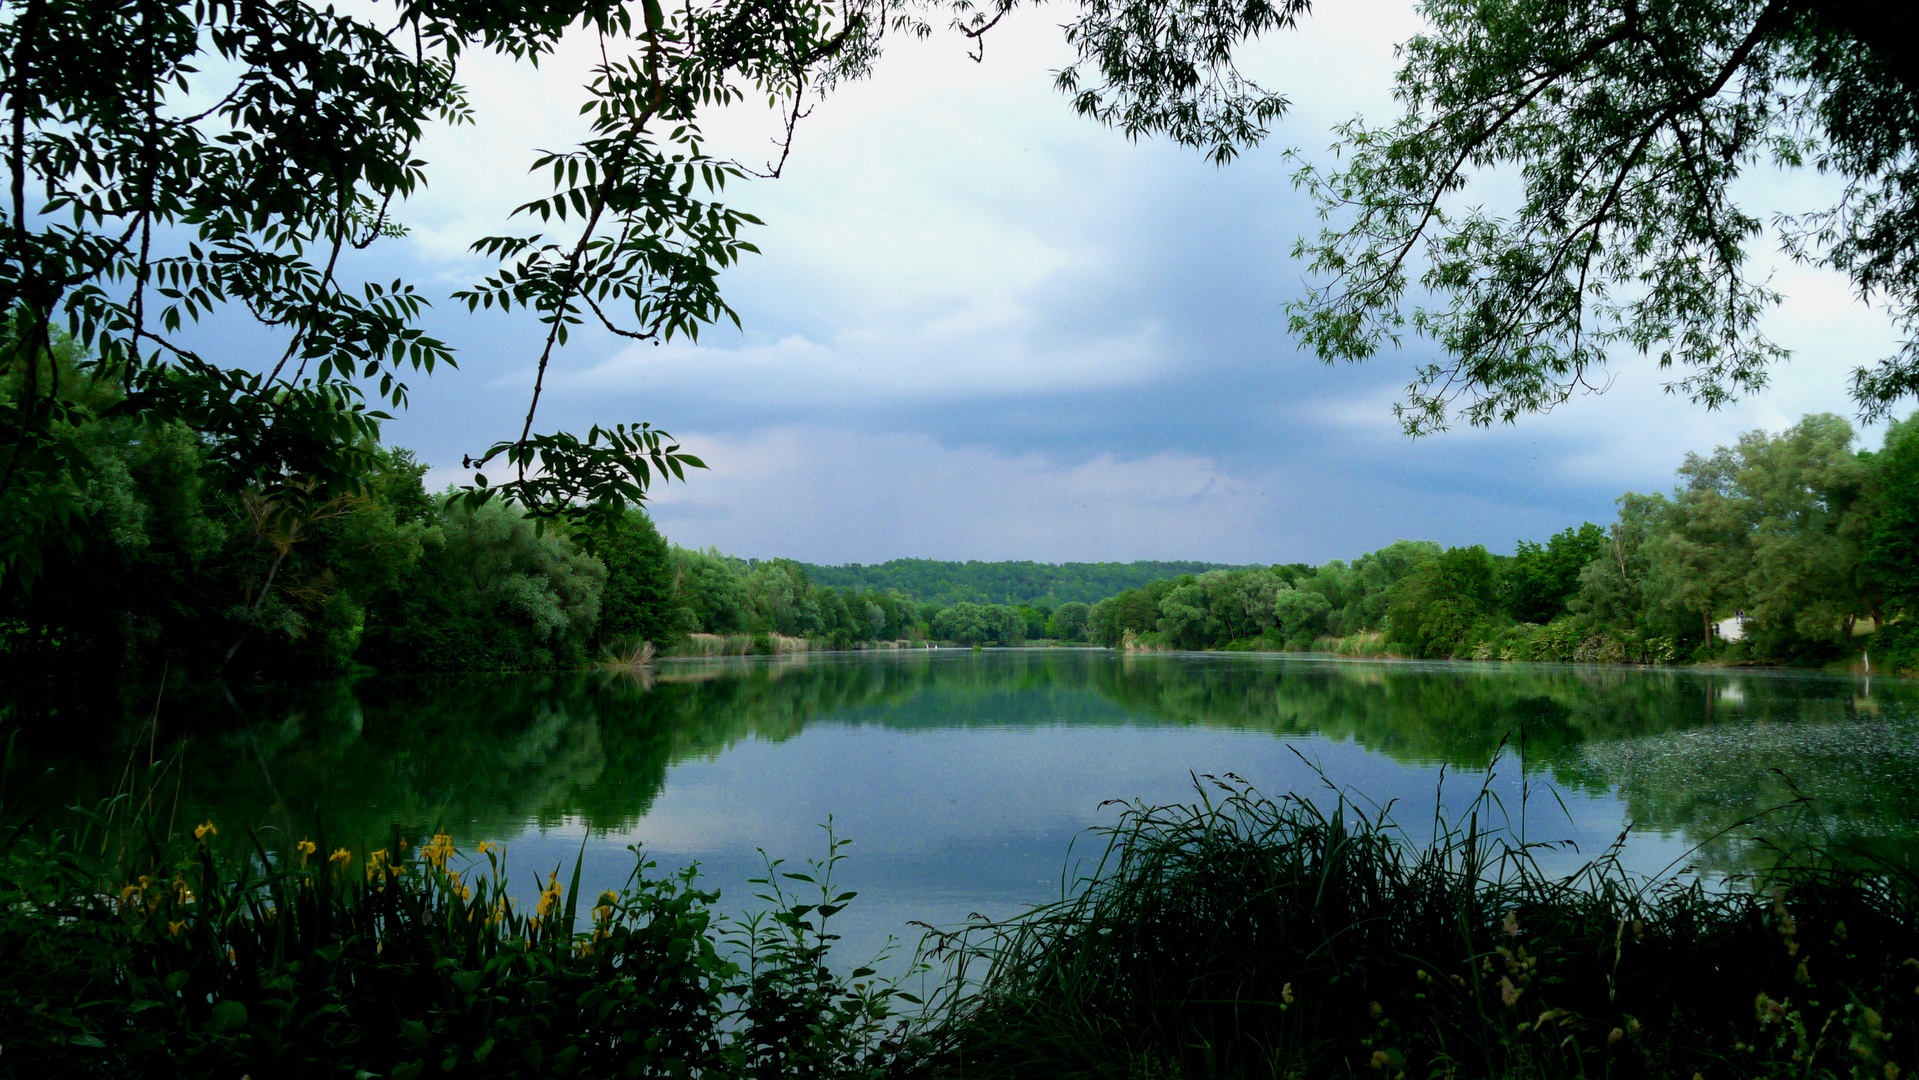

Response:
(56, 650), (1919, 972)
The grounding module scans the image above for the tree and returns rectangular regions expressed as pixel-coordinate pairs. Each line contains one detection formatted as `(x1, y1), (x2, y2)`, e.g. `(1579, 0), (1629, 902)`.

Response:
(1287, 0), (1919, 434)
(362, 498), (606, 672)
(597, 510), (677, 647)
(1386, 545), (1496, 658)
(1500, 523), (1607, 624)
(0, 0), (1293, 595)
(1867, 414), (1919, 614)
(1046, 601), (1091, 641)
(1574, 492), (1671, 633)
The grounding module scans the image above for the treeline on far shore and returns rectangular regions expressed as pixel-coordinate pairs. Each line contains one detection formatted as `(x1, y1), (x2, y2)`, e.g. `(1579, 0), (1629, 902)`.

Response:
(5, 344), (1915, 687)
(1096, 412), (1919, 673)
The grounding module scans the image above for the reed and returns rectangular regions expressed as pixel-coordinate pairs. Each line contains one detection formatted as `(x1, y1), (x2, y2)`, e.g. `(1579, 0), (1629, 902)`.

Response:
(901, 771), (1919, 1079)
(1311, 630), (1403, 658)
(602, 636), (658, 668)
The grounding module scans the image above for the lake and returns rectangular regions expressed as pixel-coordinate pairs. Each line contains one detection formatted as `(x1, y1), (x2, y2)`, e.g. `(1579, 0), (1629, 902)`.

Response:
(42, 648), (1919, 976)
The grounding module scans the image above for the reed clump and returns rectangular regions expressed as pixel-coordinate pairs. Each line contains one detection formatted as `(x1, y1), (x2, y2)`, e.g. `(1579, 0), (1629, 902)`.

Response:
(602, 636), (658, 668)
(902, 774), (1919, 1080)
(1311, 630), (1404, 658)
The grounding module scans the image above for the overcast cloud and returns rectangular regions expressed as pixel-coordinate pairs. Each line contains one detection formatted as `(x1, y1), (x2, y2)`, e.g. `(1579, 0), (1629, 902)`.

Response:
(370, 0), (1902, 565)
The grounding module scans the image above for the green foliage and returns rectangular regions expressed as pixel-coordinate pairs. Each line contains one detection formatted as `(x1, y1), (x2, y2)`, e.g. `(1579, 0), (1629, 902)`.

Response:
(1500, 523), (1607, 624)
(1045, 601), (1092, 641)
(363, 497), (607, 673)
(596, 509), (678, 648)
(1386, 545), (1496, 658)
(1867, 414), (1919, 615)
(1287, 0), (1919, 432)
(931, 602), (1023, 646)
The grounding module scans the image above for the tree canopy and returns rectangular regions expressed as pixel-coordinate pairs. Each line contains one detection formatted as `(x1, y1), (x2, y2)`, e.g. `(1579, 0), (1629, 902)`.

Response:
(1288, 0), (1919, 433)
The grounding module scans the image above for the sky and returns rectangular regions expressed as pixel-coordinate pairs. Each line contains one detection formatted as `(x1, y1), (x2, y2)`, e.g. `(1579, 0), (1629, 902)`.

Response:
(362, 0), (1903, 566)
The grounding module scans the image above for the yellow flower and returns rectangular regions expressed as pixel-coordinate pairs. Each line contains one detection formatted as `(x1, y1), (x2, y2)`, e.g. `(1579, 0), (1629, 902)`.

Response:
(193, 820), (218, 841)
(295, 839), (317, 866)
(424, 832), (457, 869)
(329, 847), (351, 865)
(536, 872), (562, 918)
(366, 848), (393, 882)
(477, 840), (496, 855)
(167, 920), (187, 939)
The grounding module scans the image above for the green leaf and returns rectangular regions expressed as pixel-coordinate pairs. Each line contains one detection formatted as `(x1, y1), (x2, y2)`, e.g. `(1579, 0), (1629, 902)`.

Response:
(207, 999), (248, 1034)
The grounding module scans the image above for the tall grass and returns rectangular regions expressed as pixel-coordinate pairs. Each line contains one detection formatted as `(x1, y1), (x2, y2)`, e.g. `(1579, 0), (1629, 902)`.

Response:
(665, 632), (815, 657)
(902, 771), (1919, 1079)
(603, 636), (659, 668)
(1310, 630), (1404, 658)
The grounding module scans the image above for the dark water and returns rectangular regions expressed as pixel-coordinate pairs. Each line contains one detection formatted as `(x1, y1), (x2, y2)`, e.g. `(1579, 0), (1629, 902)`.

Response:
(35, 649), (1919, 973)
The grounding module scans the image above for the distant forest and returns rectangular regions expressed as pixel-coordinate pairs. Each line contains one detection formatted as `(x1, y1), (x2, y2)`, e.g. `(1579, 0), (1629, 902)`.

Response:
(789, 560), (1257, 607)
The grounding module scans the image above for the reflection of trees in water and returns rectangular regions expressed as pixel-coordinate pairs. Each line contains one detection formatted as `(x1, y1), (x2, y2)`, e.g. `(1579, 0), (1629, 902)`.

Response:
(166, 657), (953, 847)
(70, 653), (1919, 873)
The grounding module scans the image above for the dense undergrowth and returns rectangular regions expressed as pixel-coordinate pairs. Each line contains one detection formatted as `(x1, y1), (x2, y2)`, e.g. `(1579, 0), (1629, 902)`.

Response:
(6, 746), (1919, 1079)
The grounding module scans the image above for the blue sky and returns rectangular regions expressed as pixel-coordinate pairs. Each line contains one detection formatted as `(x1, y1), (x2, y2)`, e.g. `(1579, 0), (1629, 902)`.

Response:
(363, 0), (1901, 565)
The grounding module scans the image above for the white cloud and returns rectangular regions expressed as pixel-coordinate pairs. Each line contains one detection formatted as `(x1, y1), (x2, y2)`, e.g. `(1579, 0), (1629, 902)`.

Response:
(643, 426), (1271, 562)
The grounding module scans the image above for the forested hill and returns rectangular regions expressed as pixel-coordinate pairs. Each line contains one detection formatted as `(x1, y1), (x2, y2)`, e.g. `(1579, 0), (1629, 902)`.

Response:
(791, 559), (1262, 606)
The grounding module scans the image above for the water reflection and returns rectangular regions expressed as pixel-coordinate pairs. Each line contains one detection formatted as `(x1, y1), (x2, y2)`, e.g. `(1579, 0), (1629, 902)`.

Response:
(36, 651), (1919, 964)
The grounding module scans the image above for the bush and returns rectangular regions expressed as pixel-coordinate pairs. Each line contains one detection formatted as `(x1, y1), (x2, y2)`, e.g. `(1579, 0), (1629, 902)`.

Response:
(1871, 620), (1919, 675)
